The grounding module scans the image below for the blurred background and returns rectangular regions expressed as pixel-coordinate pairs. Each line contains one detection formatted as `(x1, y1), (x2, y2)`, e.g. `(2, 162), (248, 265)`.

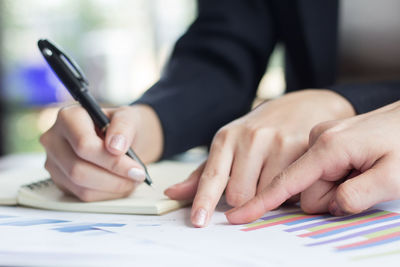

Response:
(0, 0), (284, 155)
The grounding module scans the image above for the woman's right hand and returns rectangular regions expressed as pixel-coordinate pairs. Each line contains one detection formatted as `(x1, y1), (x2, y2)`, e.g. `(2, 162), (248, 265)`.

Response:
(40, 104), (163, 201)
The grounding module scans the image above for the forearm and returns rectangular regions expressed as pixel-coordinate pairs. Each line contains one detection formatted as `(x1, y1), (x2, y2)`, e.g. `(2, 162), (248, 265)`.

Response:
(134, 0), (277, 159)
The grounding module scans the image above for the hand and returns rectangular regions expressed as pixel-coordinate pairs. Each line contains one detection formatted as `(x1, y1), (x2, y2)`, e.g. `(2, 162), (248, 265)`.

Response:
(226, 101), (400, 224)
(165, 89), (355, 227)
(40, 104), (163, 201)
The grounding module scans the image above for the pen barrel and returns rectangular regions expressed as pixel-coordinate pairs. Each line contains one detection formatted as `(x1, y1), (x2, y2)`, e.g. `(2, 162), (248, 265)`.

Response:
(78, 89), (110, 129)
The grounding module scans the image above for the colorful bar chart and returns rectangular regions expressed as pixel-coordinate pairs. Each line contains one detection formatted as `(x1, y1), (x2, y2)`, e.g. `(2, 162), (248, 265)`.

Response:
(241, 209), (400, 253)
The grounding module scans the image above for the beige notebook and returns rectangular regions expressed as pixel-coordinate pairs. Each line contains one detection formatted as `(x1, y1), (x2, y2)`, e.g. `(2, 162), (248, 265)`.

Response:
(0, 168), (49, 205)
(16, 161), (198, 215)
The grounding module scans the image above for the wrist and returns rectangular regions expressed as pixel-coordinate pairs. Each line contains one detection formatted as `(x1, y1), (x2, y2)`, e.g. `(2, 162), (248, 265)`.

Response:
(129, 104), (164, 163)
(309, 89), (356, 118)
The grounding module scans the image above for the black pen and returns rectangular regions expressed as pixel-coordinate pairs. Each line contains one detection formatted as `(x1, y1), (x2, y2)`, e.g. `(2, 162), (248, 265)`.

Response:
(37, 39), (153, 186)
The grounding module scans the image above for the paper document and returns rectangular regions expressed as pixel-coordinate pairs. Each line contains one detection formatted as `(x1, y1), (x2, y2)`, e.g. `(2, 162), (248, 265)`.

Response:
(1, 200), (400, 266)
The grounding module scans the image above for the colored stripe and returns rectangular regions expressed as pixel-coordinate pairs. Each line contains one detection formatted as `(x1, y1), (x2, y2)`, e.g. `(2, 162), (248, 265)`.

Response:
(307, 214), (400, 239)
(306, 211), (389, 233)
(244, 214), (305, 228)
(299, 212), (395, 238)
(283, 215), (330, 226)
(352, 249), (400, 261)
(336, 231), (400, 251)
(365, 225), (400, 239)
(93, 223), (125, 228)
(0, 215), (14, 219)
(242, 215), (319, 232)
(0, 219), (68, 226)
(307, 221), (400, 246)
(260, 210), (304, 221)
(53, 223), (125, 233)
(285, 209), (381, 232)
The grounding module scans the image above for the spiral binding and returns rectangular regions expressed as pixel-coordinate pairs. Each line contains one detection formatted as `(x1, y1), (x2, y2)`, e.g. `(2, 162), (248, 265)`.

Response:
(24, 178), (53, 190)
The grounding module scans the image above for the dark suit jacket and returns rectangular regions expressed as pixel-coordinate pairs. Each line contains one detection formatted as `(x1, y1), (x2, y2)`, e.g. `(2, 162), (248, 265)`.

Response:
(135, 0), (400, 159)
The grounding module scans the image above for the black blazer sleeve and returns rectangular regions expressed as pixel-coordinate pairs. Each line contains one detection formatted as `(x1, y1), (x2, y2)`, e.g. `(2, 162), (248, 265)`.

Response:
(134, 0), (277, 159)
(328, 81), (400, 114)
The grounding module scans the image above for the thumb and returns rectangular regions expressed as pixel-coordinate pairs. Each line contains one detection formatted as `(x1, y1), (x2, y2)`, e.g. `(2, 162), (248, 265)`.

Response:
(164, 162), (205, 200)
(330, 157), (396, 216)
(104, 107), (138, 156)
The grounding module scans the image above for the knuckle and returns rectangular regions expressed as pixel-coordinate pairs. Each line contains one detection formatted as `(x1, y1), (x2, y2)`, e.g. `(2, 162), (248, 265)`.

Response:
(77, 189), (95, 202)
(67, 163), (85, 184)
(108, 157), (123, 173)
(214, 126), (232, 144)
(272, 171), (294, 199)
(113, 179), (134, 194)
(273, 131), (285, 147)
(111, 115), (131, 129)
(336, 183), (361, 214)
(57, 105), (85, 125)
(201, 167), (223, 181)
(74, 136), (95, 158)
(273, 131), (292, 149)
(57, 107), (69, 122)
(111, 106), (138, 125)
(300, 197), (319, 214)
(225, 188), (251, 207)
(315, 130), (340, 149)
(39, 132), (49, 146)
(44, 159), (51, 172)
(245, 125), (270, 144)
(57, 106), (76, 121)
(310, 122), (331, 140)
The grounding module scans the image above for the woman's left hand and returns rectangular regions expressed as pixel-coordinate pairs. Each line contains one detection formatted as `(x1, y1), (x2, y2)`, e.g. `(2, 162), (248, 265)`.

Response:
(226, 101), (400, 224)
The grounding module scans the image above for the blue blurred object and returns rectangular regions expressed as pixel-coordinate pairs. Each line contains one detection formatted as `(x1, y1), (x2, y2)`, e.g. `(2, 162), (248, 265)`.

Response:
(5, 62), (65, 106)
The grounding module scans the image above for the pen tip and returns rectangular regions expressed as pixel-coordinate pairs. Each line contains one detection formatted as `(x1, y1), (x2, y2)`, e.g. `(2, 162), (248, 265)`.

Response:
(149, 184), (157, 191)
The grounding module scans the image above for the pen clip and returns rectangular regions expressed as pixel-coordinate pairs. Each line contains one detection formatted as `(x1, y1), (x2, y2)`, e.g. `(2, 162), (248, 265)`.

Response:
(38, 39), (89, 87)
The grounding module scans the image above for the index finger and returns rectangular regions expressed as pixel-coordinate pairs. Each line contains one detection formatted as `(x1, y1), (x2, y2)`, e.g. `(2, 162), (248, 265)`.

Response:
(225, 146), (331, 224)
(191, 141), (234, 227)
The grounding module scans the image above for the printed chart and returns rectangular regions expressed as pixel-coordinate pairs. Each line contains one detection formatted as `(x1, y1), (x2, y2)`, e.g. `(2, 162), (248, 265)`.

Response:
(241, 209), (400, 253)
(0, 213), (125, 234)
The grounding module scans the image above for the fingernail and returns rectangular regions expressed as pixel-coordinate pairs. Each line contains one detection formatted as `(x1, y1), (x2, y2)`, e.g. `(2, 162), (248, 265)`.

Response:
(128, 168), (146, 182)
(110, 135), (126, 152)
(193, 208), (207, 227)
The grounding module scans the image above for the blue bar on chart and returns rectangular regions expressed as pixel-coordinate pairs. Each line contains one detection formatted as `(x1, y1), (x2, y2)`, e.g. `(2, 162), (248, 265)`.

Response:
(53, 223), (125, 233)
(0, 219), (68, 226)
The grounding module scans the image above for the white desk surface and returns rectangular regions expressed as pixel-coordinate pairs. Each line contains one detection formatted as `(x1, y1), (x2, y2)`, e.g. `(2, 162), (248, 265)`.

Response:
(0, 153), (400, 267)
